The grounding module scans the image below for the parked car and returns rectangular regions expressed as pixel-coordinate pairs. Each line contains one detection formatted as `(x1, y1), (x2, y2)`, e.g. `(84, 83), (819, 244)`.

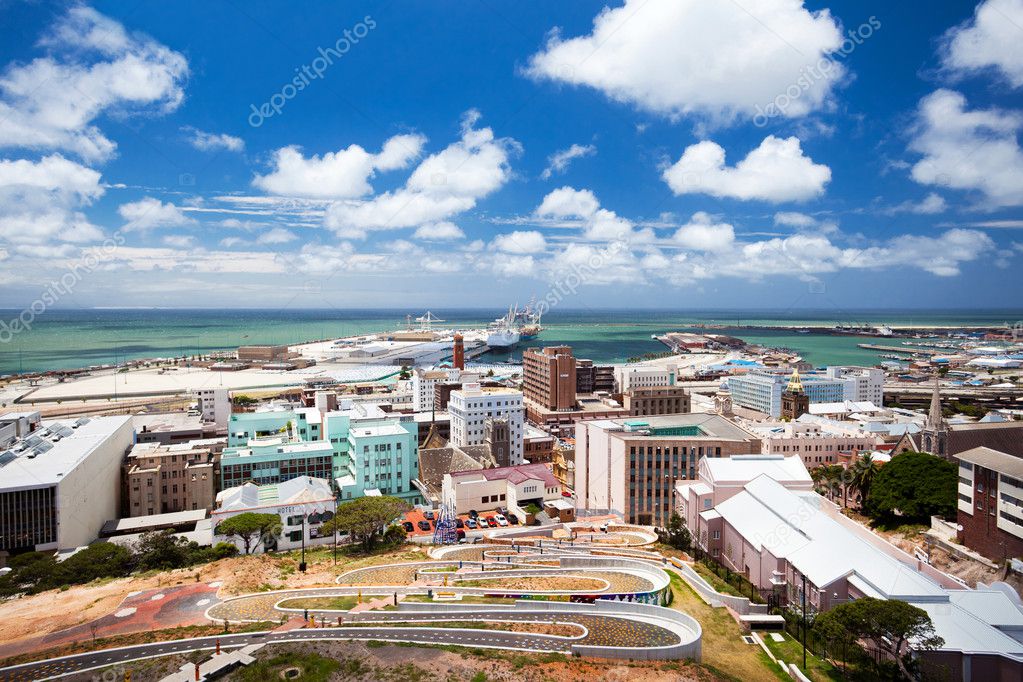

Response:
(402, 521), (414, 533)
(465, 518), (478, 529)
(494, 514), (508, 527)
(423, 510), (435, 520)
(562, 491), (572, 498)
(418, 520), (432, 531)
(455, 529), (466, 540)
(506, 515), (519, 525)
(485, 516), (497, 528)
(455, 518), (464, 529)
(468, 509), (479, 519)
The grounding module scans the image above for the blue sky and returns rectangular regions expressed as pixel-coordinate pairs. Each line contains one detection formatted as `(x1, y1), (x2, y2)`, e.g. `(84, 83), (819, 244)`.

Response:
(0, 1), (1021, 311)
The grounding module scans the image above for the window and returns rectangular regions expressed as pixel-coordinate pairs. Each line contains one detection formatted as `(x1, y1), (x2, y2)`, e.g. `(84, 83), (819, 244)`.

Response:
(712, 530), (720, 540)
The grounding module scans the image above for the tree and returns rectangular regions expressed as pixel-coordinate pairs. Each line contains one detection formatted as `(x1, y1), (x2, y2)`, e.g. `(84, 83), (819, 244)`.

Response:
(320, 496), (410, 551)
(849, 453), (880, 510)
(215, 512), (282, 554)
(813, 597), (943, 680)
(866, 452), (956, 521)
(662, 512), (691, 551)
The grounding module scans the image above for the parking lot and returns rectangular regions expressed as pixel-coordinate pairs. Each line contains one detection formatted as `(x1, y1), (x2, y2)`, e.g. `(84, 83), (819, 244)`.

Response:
(401, 507), (520, 539)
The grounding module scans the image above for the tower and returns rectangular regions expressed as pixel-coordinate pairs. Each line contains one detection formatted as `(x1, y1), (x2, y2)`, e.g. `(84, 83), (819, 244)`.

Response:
(921, 375), (949, 458)
(452, 334), (465, 371)
(780, 368), (810, 420)
(714, 380), (734, 418)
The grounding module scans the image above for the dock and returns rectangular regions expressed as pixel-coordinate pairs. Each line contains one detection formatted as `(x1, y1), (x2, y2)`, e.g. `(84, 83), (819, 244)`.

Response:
(857, 343), (942, 356)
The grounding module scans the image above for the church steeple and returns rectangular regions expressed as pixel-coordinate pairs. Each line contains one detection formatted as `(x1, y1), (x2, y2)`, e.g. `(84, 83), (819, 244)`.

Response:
(922, 374), (949, 458)
(927, 375), (944, 429)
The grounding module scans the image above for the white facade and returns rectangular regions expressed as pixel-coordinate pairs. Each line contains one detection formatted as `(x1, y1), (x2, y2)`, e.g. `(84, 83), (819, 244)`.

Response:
(728, 367), (878, 418)
(194, 388), (230, 428)
(825, 366), (885, 405)
(614, 366), (674, 393)
(441, 464), (562, 517)
(448, 383), (525, 464)
(411, 368), (478, 412)
(747, 420), (881, 467)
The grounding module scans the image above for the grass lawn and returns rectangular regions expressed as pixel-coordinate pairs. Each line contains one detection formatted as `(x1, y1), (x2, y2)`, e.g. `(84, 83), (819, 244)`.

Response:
(667, 571), (782, 681)
(232, 651), (339, 682)
(277, 595), (360, 611)
(403, 594), (523, 605)
(758, 631), (844, 682)
(691, 561), (746, 598)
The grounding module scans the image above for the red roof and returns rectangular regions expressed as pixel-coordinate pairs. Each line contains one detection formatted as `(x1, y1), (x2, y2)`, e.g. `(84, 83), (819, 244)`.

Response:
(450, 462), (559, 488)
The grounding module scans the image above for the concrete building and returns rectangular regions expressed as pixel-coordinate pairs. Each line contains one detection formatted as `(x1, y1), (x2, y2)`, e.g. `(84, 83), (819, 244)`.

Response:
(124, 441), (219, 517)
(448, 383), (525, 465)
(236, 345), (291, 363)
(0, 416), (134, 552)
(334, 420), (420, 504)
(226, 407), (322, 447)
(675, 455), (1023, 678)
(411, 367), (478, 413)
(956, 446), (1023, 562)
(523, 424), (556, 464)
(194, 388), (230, 429)
(575, 414), (760, 526)
(523, 346), (577, 412)
(575, 360), (615, 394)
(746, 420), (880, 468)
(623, 386), (691, 417)
(212, 476), (337, 553)
(525, 394), (630, 438)
(220, 436), (335, 490)
(0, 411), (40, 448)
(134, 412), (216, 446)
(614, 366), (675, 393)
(442, 463), (563, 520)
(728, 367), (877, 418)
(825, 366), (885, 405)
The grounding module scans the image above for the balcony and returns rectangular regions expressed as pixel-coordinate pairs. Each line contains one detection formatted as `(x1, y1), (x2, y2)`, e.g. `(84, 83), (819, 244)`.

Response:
(769, 570), (787, 587)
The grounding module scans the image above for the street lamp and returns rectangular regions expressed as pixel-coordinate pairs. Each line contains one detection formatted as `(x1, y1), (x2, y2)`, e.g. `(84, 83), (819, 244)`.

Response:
(299, 513), (307, 572)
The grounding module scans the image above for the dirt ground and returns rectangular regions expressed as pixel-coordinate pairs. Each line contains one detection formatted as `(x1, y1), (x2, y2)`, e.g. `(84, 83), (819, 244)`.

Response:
(66, 640), (720, 682)
(0, 545), (429, 651)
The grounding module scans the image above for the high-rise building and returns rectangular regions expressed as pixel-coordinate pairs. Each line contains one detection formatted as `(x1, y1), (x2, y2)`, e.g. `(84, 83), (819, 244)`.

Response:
(728, 367), (876, 418)
(125, 441), (219, 516)
(523, 346), (577, 411)
(448, 383), (525, 465)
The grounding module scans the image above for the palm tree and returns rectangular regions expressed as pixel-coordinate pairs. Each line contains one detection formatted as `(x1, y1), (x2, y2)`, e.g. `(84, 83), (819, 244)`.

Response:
(849, 453), (879, 510)
(812, 464), (844, 502)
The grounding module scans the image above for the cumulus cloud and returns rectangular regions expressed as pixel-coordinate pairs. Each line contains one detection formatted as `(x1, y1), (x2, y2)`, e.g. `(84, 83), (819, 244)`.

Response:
(493, 230), (548, 254)
(536, 186), (600, 219)
(119, 197), (196, 232)
(0, 154), (105, 244)
(942, 0), (1023, 87)
(323, 111), (517, 238)
(535, 186), (653, 243)
(541, 143), (596, 179)
(884, 192), (947, 215)
(413, 221), (465, 240)
(909, 89), (1023, 208)
(672, 213), (735, 251)
(774, 211), (817, 228)
(256, 227), (298, 245)
(526, 0), (844, 122)
(163, 234), (195, 248)
(253, 133), (426, 199)
(184, 127), (244, 152)
(662, 136), (831, 202)
(0, 6), (188, 162)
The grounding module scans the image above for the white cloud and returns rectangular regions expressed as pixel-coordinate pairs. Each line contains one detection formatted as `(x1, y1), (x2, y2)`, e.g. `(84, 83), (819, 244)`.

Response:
(663, 136), (830, 202)
(324, 112), (517, 238)
(942, 0), (1023, 87)
(541, 143), (596, 179)
(184, 127), (244, 152)
(774, 211), (817, 228)
(413, 221), (465, 240)
(163, 234), (195, 248)
(672, 213), (735, 251)
(493, 230), (548, 254)
(885, 192), (947, 215)
(909, 89), (1023, 208)
(253, 133), (426, 199)
(256, 227), (298, 245)
(526, 0), (844, 122)
(0, 154), (105, 244)
(119, 197), (196, 232)
(0, 7), (188, 162)
(492, 255), (536, 278)
(536, 186), (600, 219)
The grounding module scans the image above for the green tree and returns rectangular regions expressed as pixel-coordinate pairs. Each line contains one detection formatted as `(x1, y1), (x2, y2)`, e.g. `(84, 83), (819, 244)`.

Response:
(849, 453), (880, 510)
(663, 512), (691, 551)
(866, 451), (956, 521)
(812, 597), (943, 680)
(215, 512), (282, 554)
(320, 496), (410, 551)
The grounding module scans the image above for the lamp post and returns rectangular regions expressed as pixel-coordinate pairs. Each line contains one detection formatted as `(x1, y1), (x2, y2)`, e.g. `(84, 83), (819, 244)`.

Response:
(299, 512), (307, 572)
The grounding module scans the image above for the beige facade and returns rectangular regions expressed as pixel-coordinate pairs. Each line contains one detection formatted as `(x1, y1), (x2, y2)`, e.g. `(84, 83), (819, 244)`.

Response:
(623, 386), (691, 416)
(125, 441), (219, 516)
(523, 346), (577, 411)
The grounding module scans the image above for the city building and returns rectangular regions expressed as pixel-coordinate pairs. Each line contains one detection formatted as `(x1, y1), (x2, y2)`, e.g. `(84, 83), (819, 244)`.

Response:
(622, 385), (691, 416)
(414, 431), (496, 507)
(0, 416), (134, 552)
(523, 424), (556, 464)
(614, 366), (676, 393)
(134, 412), (217, 446)
(124, 441), (220, 517)
(334, 420), (420, 504)
(212, 476), (337, 553)
(675, 455), (1023, 677)
(525, 394), (630, 438)
(912, 378), (1023, 460)
(220, 436), (335, 490)
(411, 367), (478, 413)
(523, 346), (577, 412)
(193, 388), (230, 429)
(236, 345), (291, 363)
(226, 407), (322, 447)
(0, 411), (40, 448)
(780, 369), (810, 420)
(575, 414), (760, 526)
(448, 383), (525, 465)
(956, 446), (1023, 562)
(442, 462), (563, 520)
(728, 366), (882, 418)
(746, 420), (880, 468)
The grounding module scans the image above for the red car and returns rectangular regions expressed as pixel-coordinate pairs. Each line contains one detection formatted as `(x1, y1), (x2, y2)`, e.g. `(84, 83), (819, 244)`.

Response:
(485, 516), (498, 527)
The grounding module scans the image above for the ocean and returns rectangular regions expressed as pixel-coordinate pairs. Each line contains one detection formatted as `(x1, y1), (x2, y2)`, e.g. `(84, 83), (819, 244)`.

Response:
(0, 308), (1020, 375)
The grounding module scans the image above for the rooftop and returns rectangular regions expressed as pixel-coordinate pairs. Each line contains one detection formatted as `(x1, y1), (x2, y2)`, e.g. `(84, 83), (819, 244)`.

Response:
(450, 462), (560, 488)
(590, 413), (759, 442)
(957, 446), (1023, 479)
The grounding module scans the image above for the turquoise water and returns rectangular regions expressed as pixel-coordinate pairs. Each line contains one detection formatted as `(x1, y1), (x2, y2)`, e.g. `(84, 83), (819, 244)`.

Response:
(0, 308), (1019, 375)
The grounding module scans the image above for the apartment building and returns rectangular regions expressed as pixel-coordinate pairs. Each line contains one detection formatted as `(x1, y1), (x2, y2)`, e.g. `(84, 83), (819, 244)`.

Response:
(124, 441), (220, 517)
(745, 420), (880, 468)
(448, 383), (525, 465)
(575, 413), (760, 526)
(623, 386), (691, 417)
(576, 359), (615, 394)
(334, 421), (420, 504)
(728, 367), (877, 418)
(956, 446), (1023, 561)
(614, 366), (675, 393)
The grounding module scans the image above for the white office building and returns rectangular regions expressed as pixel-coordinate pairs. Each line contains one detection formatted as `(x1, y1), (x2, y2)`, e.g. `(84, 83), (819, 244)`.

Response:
(825, 366), (885, 405)
(728, 367), (882, 418)
(448, 383), (525, 465)
(411, 367), (478, 412)
(194, 388), (231, 429)
(614, 366), (675, 393)
(0, 415), (134, 552)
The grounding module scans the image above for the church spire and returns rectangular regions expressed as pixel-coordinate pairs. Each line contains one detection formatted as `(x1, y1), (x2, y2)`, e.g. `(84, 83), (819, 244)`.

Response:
(927, 374), (944, 428)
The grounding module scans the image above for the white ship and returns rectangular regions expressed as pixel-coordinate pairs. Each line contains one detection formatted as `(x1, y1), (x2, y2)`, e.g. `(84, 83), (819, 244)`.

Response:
(485, 301), (543, 349)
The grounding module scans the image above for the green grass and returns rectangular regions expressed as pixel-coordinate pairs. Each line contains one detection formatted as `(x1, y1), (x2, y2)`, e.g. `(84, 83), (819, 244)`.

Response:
(231, 651), (340, 682)
(758, 631), (843, 682)
(691, 562), (745, 598)
(276, 595), (360, 611)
